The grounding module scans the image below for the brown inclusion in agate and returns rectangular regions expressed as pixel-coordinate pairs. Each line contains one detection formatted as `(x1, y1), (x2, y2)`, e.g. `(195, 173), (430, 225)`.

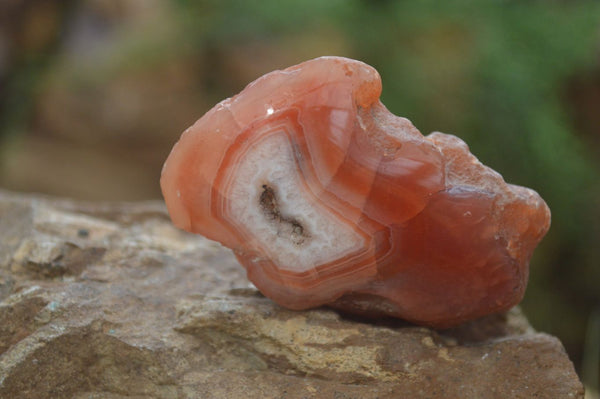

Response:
(160, 56), (550, 328)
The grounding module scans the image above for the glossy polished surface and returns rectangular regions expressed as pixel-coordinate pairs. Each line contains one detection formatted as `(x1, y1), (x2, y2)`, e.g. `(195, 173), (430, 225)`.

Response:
(161, 56), (550, 327)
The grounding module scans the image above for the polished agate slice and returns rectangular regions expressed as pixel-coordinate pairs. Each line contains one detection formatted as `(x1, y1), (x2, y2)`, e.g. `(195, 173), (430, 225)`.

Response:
(160, 56), (550, 328)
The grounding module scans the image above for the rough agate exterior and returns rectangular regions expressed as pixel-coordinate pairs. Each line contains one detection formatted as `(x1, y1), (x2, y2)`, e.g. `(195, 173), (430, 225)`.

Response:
(160, 56), (550, 328)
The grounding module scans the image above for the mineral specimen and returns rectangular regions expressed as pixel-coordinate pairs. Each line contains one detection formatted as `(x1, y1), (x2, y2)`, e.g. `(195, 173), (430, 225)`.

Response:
(160, 56), (550, 328)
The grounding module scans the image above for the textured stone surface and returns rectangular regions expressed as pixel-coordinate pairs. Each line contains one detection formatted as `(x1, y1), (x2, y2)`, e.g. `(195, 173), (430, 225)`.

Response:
(0, 189), (581, 398)
(161, 56), (551, 327)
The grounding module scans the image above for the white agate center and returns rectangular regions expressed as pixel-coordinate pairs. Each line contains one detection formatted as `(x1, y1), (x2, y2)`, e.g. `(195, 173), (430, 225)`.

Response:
(226, 128), (364, 272)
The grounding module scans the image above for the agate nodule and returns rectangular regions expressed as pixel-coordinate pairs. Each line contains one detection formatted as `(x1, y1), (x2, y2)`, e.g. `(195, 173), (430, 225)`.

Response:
(160, 56), (550, 328)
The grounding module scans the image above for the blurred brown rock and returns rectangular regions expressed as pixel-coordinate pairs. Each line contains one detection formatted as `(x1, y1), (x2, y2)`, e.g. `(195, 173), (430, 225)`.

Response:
(0, 189), (584, 398)
(0, 0), (208, 201)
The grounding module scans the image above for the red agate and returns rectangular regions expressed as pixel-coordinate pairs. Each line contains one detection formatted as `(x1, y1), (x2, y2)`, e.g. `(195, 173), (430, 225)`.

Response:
(160, 56), (550, 328)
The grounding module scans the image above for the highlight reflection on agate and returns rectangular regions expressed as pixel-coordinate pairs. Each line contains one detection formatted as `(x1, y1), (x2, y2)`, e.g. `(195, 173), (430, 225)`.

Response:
(161, 56), (550, 328)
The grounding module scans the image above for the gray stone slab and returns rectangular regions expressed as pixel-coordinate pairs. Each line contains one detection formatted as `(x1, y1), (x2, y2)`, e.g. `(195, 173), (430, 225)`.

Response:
(0, 189), (583, 398)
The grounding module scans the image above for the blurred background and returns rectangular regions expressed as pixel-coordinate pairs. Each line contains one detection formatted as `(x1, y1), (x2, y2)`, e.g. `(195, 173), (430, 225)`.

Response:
(0, 0), (599, 393)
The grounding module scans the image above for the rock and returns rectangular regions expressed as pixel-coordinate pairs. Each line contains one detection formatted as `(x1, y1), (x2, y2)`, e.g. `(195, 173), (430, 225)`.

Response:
(160, 56), (551, 328)
(0, 189), (583, 398)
